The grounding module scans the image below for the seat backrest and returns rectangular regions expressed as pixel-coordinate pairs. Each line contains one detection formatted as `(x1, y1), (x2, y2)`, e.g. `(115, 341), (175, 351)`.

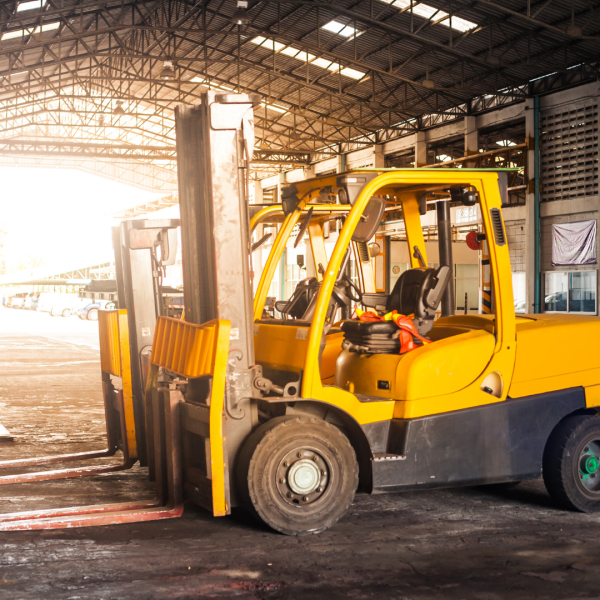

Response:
(386, 266), (451, 333)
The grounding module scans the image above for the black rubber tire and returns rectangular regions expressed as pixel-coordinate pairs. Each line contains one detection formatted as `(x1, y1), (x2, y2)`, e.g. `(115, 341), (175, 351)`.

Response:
(62, 309), (71, 318)
(236, 416), (359, 536)
(543, 415), (600, 513)
(87, 308), (99, 321)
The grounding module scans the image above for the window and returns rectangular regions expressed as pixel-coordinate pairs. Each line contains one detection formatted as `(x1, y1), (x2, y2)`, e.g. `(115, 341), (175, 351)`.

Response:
(455, 264), (479, 313)
(284, 247), (306, 300)
(569, 271), (596, 313)
(544, 271), (596, 313)
(512, 272), (526, 313)
(262, 186), (278, 204)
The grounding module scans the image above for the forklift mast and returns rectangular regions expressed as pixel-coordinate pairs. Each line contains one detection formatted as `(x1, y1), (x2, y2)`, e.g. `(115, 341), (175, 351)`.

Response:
(112, 219), (180, 464)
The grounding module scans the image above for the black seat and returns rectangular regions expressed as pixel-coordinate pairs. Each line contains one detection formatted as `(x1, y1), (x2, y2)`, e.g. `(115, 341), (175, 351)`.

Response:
(341, 266), (451, 354)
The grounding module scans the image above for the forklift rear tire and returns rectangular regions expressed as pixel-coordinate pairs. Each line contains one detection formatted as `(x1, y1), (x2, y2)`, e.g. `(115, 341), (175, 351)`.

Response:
(237, 415), (359, 536)
(543, 415), (600, 513)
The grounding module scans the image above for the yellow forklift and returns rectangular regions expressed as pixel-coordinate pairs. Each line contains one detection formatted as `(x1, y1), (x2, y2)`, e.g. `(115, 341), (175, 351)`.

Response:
(4, 92), (600, 534)
(143, 91), (600, 536)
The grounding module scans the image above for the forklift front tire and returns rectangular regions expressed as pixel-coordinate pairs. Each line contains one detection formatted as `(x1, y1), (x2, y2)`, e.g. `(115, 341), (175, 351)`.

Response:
(237, 415), (359, 536)
(543, 414), (600, 513)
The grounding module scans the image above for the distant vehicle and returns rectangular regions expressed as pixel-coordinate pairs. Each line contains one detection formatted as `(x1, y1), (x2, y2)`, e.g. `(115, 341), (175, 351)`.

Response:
(46, 295), (89, 317)
(24, 293), (39, 310)
(37, 293), (59, 313)
(164, 294), (184, 319)
(9, 293), (27, 308)
(78, 299), (117, 321)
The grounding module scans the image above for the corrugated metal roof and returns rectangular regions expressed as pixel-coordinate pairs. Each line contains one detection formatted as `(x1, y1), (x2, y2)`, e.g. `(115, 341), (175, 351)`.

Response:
(0, 0), (596, 183)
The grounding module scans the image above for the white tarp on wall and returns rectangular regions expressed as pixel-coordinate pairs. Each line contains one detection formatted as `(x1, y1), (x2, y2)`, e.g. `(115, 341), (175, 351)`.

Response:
(552, 220), (597, 266)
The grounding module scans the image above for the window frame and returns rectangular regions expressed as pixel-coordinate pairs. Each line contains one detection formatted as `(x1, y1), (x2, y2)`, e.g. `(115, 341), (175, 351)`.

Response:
(542, 269), (597, 315)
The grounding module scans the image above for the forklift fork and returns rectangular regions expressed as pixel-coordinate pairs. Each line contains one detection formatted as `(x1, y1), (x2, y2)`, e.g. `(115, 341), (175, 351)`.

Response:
(0, 310), (135, 485)
(0, 386), (183, 530)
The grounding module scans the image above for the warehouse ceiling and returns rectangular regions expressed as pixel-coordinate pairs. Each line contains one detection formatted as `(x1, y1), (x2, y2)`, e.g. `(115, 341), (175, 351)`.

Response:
(0, 0), (598, 188)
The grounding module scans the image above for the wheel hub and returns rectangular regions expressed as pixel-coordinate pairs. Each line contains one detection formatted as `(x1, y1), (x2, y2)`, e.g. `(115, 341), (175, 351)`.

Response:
(579, 440), (600, 491)
(581, 454), (599, 475)
(288, 460), (320, 494)
(276, 448), (329, 506)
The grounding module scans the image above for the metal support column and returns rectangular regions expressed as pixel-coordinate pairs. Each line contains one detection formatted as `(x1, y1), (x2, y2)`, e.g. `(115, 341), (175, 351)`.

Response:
(437, 201), (455, 316)
(534, 96), (541, 314)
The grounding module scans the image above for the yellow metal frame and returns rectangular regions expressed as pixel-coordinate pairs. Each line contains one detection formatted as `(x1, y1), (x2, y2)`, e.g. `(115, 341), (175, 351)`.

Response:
(148, 316), (231, 516)
(252, 204), (353, 321)
(289, 170), (516, 423)
(98, 309), (138, 458)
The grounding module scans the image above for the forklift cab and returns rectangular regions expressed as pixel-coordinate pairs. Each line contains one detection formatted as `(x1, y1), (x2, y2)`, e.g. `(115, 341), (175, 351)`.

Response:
(250, 203), (370, 385)
(252, 169), (515, 421)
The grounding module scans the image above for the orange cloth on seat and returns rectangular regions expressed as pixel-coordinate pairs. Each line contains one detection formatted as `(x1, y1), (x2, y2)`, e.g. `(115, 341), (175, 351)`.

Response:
(355, 308), (431, 354)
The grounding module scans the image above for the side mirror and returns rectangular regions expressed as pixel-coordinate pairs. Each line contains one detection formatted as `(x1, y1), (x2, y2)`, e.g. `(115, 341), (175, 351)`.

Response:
(351, 196), (386, 243)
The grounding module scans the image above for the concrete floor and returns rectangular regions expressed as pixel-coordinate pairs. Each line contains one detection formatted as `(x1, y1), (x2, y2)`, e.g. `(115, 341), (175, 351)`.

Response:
(1, 308), (600, 600)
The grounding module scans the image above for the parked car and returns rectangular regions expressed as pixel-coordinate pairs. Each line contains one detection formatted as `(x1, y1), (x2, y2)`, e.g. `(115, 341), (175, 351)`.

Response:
(78, 299), (117, 321)
(37, 293), (56, 313)
(24, 293), (39, 310)
(49, 296), (90, 318)
(9, 293), (27, 308)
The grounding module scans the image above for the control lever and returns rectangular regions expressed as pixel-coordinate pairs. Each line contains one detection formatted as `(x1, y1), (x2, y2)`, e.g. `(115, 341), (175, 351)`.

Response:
(413, 245), (426, 267)
(252, 232), (272, 252)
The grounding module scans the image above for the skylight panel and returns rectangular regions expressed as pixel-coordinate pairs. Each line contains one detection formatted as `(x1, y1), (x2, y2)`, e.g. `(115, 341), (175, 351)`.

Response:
(249, 36), (363, 79)
(260, 39), (286, 52)
(340, 67), (365, 80)
(38, 22), (60, 33)
(322, 20), (361, 38)
(322, 21), (344, 35)
(2, 29), (26, 40)
(17, 0), (46, 11)
(294, 50), (316, 62)
(414, 4), (443, 19)
(312, 57), (333, 69)
(2, 21), (60, 40)
(384, 1), (477, 32)
(441, 16), (477, 32)
(261, 102), (287, 114)
(280, 46), (300, 58)
(496, 140), (516, 146)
